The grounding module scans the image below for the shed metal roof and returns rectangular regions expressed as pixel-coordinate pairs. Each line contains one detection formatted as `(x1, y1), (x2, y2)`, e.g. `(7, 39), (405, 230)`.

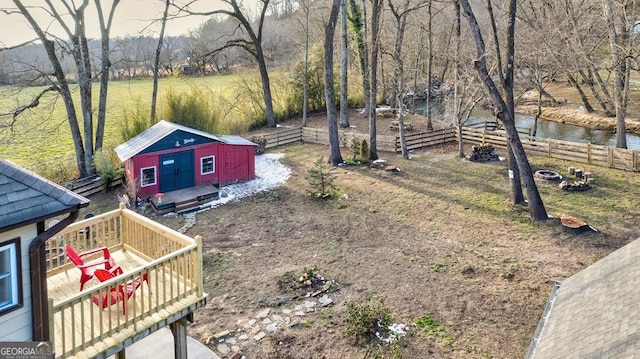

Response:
(528, 237), (640, 358)
(114, 120), (256, 162)
(0, 160), (90, 230)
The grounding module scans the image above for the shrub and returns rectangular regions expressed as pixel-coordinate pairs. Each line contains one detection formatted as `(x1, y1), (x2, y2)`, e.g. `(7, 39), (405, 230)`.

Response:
(359, 139), (369, 162)
(93, 147), (124, 191)
(343, 295), (392, 345)
(119, 97), (151, 142)
(161, 85), (221, 133)
(305, 156), (339, 199)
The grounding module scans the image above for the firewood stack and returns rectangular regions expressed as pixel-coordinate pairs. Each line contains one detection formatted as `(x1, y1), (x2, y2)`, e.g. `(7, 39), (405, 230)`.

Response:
(468, 144), (500, 161)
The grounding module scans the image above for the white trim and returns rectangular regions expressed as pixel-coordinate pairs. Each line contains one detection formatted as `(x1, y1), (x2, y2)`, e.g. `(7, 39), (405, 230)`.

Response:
(140, 166), (157, 187)
(0, 239), (21, 314)
(200, 156), (215, 175)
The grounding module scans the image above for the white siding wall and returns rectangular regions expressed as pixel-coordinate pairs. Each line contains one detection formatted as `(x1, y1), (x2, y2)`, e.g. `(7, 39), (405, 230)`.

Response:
(0, 224), (36, 341)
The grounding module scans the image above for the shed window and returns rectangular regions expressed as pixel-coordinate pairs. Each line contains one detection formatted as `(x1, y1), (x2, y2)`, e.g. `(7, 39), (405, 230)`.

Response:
(141, 166), (157, 187)
(0, 238), (22, 315)
(201, 156), (215, 175)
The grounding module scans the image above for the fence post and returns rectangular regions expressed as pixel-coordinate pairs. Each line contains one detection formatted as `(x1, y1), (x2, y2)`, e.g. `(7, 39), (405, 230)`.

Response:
(634, 150), (639, 171)
(547, 139), (552, 157)
(587, 144), (592, 164)
(608, 147), (614, 168)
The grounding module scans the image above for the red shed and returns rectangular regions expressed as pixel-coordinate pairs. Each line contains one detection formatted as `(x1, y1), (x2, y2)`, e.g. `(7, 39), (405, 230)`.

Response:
(115, 120), (256, 200)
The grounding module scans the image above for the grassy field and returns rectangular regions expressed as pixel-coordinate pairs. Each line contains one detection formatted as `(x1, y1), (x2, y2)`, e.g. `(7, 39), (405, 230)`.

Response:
(0, 74), (252, 174)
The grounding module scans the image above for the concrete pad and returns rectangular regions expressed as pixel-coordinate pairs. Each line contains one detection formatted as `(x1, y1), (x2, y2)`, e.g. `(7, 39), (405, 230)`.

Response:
(108, 328), (220, 359)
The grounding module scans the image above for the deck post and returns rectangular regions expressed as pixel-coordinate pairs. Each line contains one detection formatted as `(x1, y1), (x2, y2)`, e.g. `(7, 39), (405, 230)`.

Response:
(115, 349), (127, 359)
(170, 317), (188, 359)
(195, 235), (203, 297)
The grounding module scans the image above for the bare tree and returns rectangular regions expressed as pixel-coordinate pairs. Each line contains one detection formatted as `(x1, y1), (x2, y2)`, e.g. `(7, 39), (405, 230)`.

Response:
(347, 0), (370, 117)
(340, 0), (350, 128)
(368, 0), (383, 161)
(602, 0), (635, 148)
(94, 0), (120, 151)
(7, 0), (120, 177)
(151, 0), (171, 122)
(325, 0), (344, 165)
(182, 0), (277, 127)
(459, 0), (548, 221)
(388, 0), (427, 159)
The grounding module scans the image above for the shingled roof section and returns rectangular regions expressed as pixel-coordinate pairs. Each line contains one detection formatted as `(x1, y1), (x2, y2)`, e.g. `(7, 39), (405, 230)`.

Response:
(528, 238), (640, 358)
(114, 120), (257, 162)
(0, 160), (90, 230)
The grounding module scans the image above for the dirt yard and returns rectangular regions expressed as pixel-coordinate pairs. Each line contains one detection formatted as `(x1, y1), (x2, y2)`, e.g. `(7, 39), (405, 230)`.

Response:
(84, 107), (640, 359)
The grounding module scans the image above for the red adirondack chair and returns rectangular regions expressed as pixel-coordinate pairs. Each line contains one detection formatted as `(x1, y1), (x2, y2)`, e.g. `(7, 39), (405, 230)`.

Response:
(92, 269), (149, 314)
(65, 245), (122, 290)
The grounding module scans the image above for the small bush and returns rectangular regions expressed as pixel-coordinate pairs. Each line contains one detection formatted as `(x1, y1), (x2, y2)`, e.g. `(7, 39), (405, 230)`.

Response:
(343, 295), (392, 345)
(93, 147), (124, 191)
(359, 139), (369, 162)
(305, 156), (339, 199)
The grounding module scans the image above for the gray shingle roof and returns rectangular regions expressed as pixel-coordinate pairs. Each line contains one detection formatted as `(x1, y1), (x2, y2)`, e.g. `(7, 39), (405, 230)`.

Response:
(0, 160), (90, 230)
(528, 238), (640, 358)
(114, 120), (256, 162)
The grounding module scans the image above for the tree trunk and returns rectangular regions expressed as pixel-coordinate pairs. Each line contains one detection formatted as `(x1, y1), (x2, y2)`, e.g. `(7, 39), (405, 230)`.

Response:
(95, 0), (120, 151)
(340, 0), (349, 128)
(325, 0), (344, 165)
(460, 0), (547, 221)
(426, 1), (433, 131)
(348, 0), (370, 117)
(603, 0), (629, 149)
(567, 72), (595, 113)
(302, 3), (310, 127)
(368, 0), (383, 162)
(151, 0), (170, 123)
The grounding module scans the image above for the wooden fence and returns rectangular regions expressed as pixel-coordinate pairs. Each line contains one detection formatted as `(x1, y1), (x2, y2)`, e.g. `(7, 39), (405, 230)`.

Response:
(251, 124), (640, 171)
(64, 174), (123, 198)
(257, 126), (412, 153)
(395, 128), (457, 152)
(460, 127), (640, 171)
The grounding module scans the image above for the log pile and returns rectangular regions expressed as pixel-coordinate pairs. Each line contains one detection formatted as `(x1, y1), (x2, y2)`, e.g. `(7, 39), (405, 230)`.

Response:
(467, 144), (500, 161)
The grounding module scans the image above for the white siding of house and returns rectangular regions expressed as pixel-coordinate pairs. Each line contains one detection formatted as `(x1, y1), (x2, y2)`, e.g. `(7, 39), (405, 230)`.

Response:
(0, 224), (36, 341)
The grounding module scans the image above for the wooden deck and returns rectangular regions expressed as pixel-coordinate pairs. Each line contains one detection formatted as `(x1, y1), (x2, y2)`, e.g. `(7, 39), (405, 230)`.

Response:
(151, 184), (219, 214)
(45, 206), (207, 358)
(48, 249), (205, 358)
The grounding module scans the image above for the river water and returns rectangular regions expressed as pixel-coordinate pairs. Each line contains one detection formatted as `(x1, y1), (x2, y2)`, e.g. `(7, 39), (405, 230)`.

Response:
(413, 100), (640, 149)
(469, 108), (640, 150)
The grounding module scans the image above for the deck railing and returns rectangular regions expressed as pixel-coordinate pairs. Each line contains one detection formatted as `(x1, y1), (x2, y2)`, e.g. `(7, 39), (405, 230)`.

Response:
(45, 204), (204, 358)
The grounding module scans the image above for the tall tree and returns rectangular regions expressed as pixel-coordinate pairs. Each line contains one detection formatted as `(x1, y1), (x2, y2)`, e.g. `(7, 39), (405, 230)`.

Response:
(151, 0), (171, 123)
(348, 0), (371, 117)
(368, 0), (383, 161)
(340, 0), (350, 128)
(459, 0), (548, 221)
(603, 0), (634, 148)
(325, 0), (344, 165)
(94, 0), (119, 151)
(183, 0), (277, 127)
(8, 0), (120, 177)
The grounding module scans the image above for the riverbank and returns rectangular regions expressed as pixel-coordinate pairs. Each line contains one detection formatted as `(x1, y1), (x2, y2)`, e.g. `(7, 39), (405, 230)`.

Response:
(518, 103), (640, 136)
(517, 82), (640, 136)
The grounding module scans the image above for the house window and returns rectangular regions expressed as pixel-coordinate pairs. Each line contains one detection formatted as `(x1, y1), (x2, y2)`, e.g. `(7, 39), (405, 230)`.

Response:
(140, 166), (156, 187)
(0, 238), (22, 315)
(201, 156), (215, 175)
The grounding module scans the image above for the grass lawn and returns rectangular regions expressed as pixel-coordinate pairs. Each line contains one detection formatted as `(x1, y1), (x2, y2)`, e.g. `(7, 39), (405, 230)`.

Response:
(84, 140), (640, 358)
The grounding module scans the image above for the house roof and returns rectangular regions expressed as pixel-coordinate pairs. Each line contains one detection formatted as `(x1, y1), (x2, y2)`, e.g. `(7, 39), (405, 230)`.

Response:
(527, 238), (640, 358)
(0, 160), (90, 231)
(114, 120), (256, 162)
